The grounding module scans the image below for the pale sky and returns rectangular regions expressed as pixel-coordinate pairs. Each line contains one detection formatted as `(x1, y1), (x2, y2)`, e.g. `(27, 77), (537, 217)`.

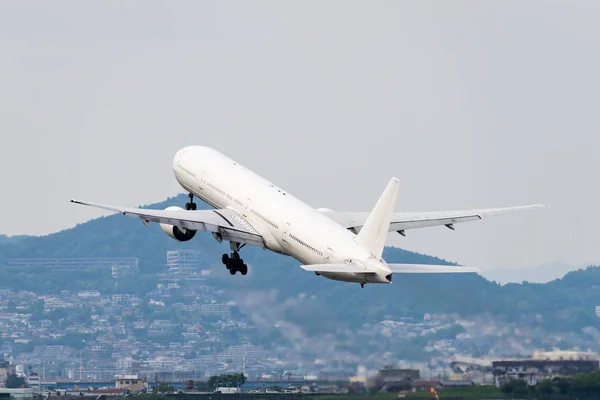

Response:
(1, 1), (599, 271)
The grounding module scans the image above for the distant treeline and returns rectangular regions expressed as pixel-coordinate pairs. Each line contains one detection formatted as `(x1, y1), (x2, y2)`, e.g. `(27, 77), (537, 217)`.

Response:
(500, 371), (600, 399)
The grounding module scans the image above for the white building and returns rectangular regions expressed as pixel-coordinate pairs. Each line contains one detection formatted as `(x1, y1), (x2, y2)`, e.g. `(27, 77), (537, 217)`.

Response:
(115, 374), (145, 392)
(0, 389), (34, 400)
(77, 291), (101, 298)
(26, 372), (40, 390)
(166, 250), (202, 275)
(533, 350), (599, 361)
(112, 264), (139, 279)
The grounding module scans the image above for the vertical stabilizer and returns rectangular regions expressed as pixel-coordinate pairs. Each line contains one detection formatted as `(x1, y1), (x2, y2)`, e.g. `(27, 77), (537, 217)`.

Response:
(355, 177), (400, 259)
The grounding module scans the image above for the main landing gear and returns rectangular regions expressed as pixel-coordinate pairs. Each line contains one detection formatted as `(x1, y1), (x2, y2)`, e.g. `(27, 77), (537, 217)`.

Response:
(222, 242), (248, 275)
(185, 193), (247, 276)
(185, 193), (197, 210)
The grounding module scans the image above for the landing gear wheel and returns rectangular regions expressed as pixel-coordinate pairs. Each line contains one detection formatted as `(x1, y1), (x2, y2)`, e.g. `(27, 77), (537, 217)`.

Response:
(223, 246), (246, 276)
(360, 283), (365, 288)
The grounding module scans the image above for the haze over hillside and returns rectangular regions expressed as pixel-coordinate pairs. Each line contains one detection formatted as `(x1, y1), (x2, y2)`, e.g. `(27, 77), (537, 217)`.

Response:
(0, 194), (584, 284)
(482, 262), (589, 285)
(0, 194), (598, 326)
(1, 194), (600, 369)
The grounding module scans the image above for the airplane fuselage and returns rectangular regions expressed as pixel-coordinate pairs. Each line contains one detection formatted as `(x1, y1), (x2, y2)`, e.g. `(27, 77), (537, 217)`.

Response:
(172, 146), (392, 284)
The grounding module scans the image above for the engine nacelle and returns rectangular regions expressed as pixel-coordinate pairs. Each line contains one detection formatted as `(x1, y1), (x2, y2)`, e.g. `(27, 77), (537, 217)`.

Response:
(159, 206), (197, 241)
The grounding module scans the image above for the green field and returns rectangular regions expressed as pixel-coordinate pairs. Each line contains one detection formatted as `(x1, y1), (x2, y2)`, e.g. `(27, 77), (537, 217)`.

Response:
(132, 387), (506, 400)
(405, 386), (504, 399)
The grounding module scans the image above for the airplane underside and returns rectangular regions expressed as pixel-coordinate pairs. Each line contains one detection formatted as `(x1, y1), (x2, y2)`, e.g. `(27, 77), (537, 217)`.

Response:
(316, 271), (392, 285)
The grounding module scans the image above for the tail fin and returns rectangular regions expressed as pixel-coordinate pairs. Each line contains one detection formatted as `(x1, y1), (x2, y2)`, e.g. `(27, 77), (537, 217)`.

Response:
(355, 177), (400, 259)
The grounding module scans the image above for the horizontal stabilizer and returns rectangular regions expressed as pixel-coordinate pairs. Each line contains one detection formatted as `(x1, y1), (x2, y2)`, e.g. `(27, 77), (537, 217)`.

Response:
(300, 263), (368, 273)
(319, 203), (547, 234)
(388, 263), (480, 274)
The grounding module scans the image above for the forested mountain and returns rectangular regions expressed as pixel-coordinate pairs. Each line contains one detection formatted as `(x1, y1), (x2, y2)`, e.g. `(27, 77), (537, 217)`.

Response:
(1, 194), (599, 335)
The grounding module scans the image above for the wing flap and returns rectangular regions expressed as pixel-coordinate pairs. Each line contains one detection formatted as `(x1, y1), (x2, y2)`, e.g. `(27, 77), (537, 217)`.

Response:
(388, 263), (480, 274)
(70, 199), (265, 248)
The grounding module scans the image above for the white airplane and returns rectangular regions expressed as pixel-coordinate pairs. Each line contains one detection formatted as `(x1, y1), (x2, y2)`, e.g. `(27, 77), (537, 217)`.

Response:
(71, 146), (546, 288)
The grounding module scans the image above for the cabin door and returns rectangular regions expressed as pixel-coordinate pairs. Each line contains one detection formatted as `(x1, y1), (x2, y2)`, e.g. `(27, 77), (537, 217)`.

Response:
(323, 247), (334, 263)
(282, 222), (291, 244)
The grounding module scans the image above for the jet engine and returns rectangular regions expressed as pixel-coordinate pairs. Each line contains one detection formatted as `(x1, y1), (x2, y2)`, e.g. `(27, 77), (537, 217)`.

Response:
(159, 206), (197, 241)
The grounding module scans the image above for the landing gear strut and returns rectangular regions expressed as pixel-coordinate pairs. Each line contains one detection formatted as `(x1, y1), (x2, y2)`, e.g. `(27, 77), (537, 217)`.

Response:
(185, 193), (197, 210)
(221, 242), (248, 276)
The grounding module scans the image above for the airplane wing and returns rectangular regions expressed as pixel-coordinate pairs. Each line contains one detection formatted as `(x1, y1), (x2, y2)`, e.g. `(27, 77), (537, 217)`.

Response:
(70, 199), (266, 248)
(318, 204), (547, 235)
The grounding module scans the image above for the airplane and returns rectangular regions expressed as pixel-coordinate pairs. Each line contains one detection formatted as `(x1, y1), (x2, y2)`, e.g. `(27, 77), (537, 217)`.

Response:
(71, 146), (546, 288)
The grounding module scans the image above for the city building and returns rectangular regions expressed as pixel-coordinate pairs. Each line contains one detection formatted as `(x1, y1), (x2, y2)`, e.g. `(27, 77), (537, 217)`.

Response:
(370, 366), (420, 392)
(166, 250), (202, 275)
(532, 350), (599, 361)
(7, 257), (139, 273)
(492, 356), (600, 386)
(0, 360), (10, 384)
(115, 374), (145, 392)
(112, 264), (139, 279)
(0, 389), (34, 400)
(25, 372), (39, 392)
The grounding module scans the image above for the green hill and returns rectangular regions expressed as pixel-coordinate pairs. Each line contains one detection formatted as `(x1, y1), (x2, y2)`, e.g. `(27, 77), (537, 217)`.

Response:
(0, 194), (599, 335)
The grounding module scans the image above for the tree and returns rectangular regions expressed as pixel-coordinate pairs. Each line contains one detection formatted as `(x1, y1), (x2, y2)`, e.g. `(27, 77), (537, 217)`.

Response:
(207, 373), (246, 389)
(537, 379), (555, 396)
(194, 381), (211, 392)
(156, 382), (175, 393)
(552, 376), (571, 394)
(501, 379), (527, 397)
(5, 373), (27, 388)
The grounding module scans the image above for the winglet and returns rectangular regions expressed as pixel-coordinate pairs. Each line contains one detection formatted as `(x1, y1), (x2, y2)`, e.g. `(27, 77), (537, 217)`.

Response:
(355, 177), (400, 259)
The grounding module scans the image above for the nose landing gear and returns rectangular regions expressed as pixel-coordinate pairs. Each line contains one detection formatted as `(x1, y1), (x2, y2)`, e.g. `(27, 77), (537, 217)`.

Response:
(185, 193), (197, 210)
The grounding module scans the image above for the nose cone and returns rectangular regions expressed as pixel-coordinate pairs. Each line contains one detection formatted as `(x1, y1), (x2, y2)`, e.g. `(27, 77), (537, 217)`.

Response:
(173, 147), (190, 167)
(172, 148), (187, 175)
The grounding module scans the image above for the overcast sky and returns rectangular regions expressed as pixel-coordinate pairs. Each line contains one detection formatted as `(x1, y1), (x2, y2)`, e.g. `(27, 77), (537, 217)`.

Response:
(1, 1), (598, 271)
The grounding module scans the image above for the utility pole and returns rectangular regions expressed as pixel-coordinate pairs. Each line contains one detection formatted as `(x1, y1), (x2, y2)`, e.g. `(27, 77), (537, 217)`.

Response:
(42, 345), (45, 382)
